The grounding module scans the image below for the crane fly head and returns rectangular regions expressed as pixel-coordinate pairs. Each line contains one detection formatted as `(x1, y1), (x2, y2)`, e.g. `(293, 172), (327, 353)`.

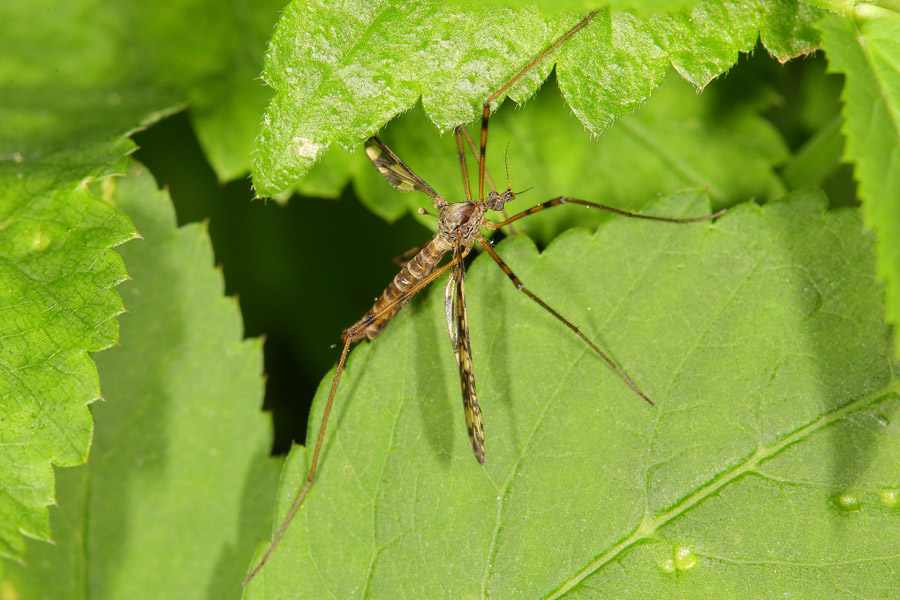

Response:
(485, 189), (515, 211)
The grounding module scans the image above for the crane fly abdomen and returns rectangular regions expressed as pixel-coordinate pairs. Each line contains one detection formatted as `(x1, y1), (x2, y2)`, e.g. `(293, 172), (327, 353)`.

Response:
(344, 237), (452, 342)
(344, 199), (492, 344)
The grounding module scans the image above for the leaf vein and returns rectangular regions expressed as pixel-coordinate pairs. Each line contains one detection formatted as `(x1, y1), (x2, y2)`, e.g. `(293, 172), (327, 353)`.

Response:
(546, 379), (900, 598)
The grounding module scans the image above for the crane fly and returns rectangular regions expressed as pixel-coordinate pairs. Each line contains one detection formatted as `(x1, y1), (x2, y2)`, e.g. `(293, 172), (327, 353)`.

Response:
(244, 9), (725, 585)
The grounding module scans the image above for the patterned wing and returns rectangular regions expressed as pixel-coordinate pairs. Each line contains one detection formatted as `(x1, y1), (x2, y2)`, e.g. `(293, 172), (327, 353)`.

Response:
(444, 262), (459, 356)
(365, 136), (443, 202)
(446, 245), (485, 464)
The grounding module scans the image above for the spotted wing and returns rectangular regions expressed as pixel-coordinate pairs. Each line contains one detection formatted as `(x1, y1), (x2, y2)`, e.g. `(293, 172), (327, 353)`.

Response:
(365, 136), (443, 202)
(445, 245), (485, 464)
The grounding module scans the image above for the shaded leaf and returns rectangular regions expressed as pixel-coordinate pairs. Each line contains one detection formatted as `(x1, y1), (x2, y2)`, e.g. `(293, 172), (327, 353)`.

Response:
(2, 166), (279, 598)
(818, 14), (900, 357)
(244, 191), (898, 599)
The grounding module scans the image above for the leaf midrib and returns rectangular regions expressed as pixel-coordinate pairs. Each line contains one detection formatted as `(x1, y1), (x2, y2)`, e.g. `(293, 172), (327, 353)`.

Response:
(545, 378), (900, 599)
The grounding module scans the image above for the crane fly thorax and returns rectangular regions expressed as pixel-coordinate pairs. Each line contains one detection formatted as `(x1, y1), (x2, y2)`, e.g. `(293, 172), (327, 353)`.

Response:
(439, 201), (487, 246)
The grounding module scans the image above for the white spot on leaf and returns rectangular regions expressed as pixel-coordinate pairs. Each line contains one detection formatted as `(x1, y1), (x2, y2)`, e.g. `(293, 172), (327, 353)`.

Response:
(292, 137), (323, 159)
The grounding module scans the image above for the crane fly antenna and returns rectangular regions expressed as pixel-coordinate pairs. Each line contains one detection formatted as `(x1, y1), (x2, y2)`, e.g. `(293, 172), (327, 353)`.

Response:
(504, 141), (511, 191)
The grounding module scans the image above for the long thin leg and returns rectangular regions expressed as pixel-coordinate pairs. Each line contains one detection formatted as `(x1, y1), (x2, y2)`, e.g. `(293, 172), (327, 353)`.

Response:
(477, 10), (599, 198)
(478, 102), (490, 201)
(460, 126), (517, 234)
(485, 10), (599, 106)
(241, 334), (352, 587)
(461, 126), (498, 195)
(474, 232), (654, 406)
(477, 9), (599, 207)
(243, 251), (466, 586)
(485, 197), (727, 230)
(454, 128), (473, 203)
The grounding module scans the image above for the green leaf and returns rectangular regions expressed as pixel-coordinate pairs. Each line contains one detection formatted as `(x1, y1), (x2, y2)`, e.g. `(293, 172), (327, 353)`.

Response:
(0, 0), (281, 180)
(2, 165), (279, 598)
(253, 0), (820, 196)
(0, 143), (136, 561)
(818, 15), (900, 358)
(244, 191), (898, 598)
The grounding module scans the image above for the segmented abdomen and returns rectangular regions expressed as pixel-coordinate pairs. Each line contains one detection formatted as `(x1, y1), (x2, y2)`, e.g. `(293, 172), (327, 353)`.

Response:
(344, 237), (451, 342)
